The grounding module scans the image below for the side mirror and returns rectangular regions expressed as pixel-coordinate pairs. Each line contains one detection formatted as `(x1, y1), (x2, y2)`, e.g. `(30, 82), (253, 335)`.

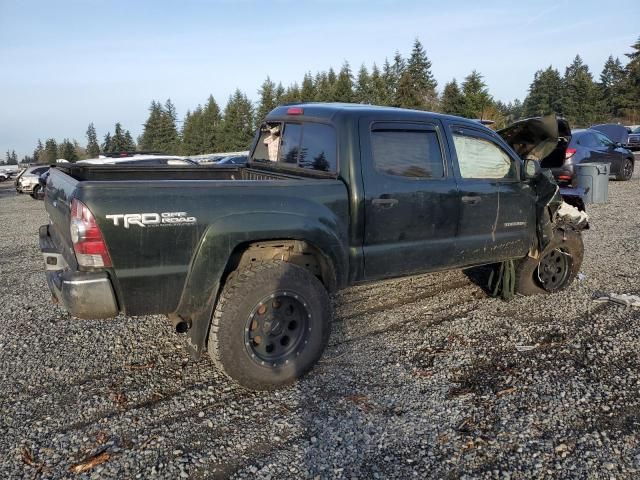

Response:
(523, 158), (541, 179)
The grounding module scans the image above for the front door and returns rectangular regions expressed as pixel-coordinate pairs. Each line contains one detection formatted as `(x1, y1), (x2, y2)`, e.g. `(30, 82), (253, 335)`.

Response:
(446, 124), (535, 266)
(360, 118), (459, 280)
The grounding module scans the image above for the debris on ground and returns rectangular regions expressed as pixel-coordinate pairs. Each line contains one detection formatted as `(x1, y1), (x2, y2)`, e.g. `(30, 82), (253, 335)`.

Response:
(593, 293), (640, 308)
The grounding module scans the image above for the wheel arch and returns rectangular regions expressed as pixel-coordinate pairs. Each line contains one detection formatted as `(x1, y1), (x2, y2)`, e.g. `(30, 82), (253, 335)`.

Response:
(175, 212), (348, 358)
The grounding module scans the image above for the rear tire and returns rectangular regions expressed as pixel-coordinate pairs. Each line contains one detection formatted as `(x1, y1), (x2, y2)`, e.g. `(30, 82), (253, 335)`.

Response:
(208, 261), (331, 390)
(515, 229), (583, 296)
(617, 158), (634, 181)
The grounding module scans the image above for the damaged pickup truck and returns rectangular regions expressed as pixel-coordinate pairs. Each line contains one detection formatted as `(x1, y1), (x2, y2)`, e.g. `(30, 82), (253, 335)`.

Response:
(39, 104), (587, 390)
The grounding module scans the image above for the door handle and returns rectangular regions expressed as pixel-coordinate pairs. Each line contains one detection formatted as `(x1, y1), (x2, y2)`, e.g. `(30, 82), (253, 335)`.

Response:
(372, 198), (399, 208)
(461, 195), (481, 205)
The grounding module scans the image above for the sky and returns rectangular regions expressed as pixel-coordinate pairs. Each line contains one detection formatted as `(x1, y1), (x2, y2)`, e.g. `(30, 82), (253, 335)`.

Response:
(1, 0), (639, 158)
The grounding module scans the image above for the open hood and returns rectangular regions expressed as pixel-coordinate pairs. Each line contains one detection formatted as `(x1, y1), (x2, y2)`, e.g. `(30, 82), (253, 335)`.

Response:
(590, 124), (628, 145)
(498, 115), (571, 161)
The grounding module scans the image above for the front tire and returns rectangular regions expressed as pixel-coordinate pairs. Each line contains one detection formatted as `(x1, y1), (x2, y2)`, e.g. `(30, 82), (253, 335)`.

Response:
(617, 158), (634, 181)
(208, 261), (331, 390)
(515, 229), (584, 296)
(30, 185), (41, 199)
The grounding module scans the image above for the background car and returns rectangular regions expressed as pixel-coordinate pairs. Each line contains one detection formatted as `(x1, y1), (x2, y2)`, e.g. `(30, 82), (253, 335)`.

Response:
(627, 125), (640, 151)
(543, 128), (635, 183)
(0, 171), (9, 182)
(15, 165), (49, 197)
(76, 154), (197, 166)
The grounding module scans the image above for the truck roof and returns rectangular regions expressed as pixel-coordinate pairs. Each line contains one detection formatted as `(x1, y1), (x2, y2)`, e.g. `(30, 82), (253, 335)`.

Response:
(266, 102), (487, 129)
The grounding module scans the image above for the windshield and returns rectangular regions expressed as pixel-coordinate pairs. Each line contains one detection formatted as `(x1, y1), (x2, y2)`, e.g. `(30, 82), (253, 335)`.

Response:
(633, 126), (640, 134)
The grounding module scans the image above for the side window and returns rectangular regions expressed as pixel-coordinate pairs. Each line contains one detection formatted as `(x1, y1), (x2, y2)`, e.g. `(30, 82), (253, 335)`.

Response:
(299, 123), (337, 172)
(453, 133), (515, 180)
(578, 133), (598, 147)
(371, 129), (444, 178)
(280, 123), (302, 164)
(595, 132), (613, 147)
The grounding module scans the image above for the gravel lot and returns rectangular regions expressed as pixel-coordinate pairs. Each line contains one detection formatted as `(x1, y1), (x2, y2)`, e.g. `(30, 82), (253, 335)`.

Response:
(1, 164), (639, 479)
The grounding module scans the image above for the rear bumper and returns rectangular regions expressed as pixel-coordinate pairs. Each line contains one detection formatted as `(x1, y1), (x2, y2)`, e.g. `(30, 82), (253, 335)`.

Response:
(39, 225), (119, 319)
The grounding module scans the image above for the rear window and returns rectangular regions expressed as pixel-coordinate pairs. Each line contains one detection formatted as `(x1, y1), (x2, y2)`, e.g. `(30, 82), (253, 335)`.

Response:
(371, 129), (444, 178)
(252, 122), (337, 172)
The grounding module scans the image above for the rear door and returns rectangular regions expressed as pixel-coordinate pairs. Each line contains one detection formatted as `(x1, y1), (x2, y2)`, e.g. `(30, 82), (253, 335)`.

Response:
(446, 123), (534, 266)
(360, 118), (459, 279)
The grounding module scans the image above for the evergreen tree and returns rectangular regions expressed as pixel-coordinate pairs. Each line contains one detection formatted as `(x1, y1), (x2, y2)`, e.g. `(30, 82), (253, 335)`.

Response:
(300, 72), (316, 102)
(282, 83), (301, 103)
(461, 70), (492, 119)
(275, 82), (285, 104)
(201, 95), (222, 152)
(369, 63), (388, 105)
(562, 55), (598, 126)
(624, 36), (640, 116)
(123, 130), (136, 151)
(111, 122), (128, 151)
(355, 64), (371, 103)
(59, 139), (78, 162)
(396, 39), (437, 109)
(139, 101), (164, 150)
(43, 139), (58, 163)
(381, 58), (396, 106)
(333, 62), (354, 102)
(181, 108), (203, 155)
(33, 139), (44, 164)
(256, 77), (278, 124)
(314, 71), (332, 101)
(86, 123), (100, 157)
(219, 89), (254, 151)
(523, 66), (564, 117)
(327, 68), (337, 92)
(599, 55), (626, 118)
(140, 99), (180, 153)
(102, 132), (112, 152)
(440, 79), (466, 116)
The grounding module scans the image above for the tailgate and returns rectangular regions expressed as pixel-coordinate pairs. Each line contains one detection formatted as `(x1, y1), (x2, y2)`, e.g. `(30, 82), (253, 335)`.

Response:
(44, 168), (80, 269)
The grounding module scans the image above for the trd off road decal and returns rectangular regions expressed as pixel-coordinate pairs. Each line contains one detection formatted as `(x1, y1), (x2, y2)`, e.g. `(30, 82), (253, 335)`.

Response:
(106, 212), (197, 228)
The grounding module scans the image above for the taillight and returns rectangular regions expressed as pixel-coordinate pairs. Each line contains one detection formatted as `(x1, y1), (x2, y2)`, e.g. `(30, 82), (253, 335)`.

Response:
(287, 107), (303, 115)
(70, 198), (112, 267)
(565, 148), (577, 160)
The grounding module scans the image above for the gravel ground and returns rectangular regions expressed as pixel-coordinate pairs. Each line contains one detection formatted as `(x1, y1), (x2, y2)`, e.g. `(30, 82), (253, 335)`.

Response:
(1, 164), (639, 479)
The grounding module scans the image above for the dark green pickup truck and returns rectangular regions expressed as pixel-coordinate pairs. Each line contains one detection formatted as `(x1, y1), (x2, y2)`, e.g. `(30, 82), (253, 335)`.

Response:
(40, 104), (585, 389)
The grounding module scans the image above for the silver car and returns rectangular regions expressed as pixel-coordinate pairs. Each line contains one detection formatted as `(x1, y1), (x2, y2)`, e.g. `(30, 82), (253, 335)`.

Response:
(15, 165), (49, 196)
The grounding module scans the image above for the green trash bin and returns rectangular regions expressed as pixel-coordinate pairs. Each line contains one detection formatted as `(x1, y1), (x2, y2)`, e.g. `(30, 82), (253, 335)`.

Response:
(576, 162), (609, 204)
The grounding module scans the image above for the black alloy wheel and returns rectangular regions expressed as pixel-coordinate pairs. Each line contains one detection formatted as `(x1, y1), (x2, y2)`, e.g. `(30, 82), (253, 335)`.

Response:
(245, 292), (310, 367)
(537, 248), (571, 292)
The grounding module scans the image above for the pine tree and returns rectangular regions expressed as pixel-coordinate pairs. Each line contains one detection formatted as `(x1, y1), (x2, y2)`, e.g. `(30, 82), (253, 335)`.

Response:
(461, 70), (492, 119)
(86, 123), (100, 157)
(43, 139), (58, 163)
(599, 56), (626, 118)
(201, 95), (222, 152)
(333, 62), (354, 102)
(275, 82), (285, 104)
(300, 72), (316, 102)
(139, 101), (164, 150)
(181, 108), (203, 155)
(397, 39), (437, 109)
(111, 122), (128, 151)
(33, 139), (44, 164)
(562, 55), (598, 126)
(282, 83), (301, 104)
(59, 139), (78, 162)
(522, 66), (564, 117)
(219, 89), (254, 151)
(314, 72), (332, 101)
(440, 79), (465, 116)
(355, 64), (371, 103)
(369, 63), (388, 105)
(256, 77), (278, 124)
(624, 36), (640, 118)
(102, 132), (113, 152)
